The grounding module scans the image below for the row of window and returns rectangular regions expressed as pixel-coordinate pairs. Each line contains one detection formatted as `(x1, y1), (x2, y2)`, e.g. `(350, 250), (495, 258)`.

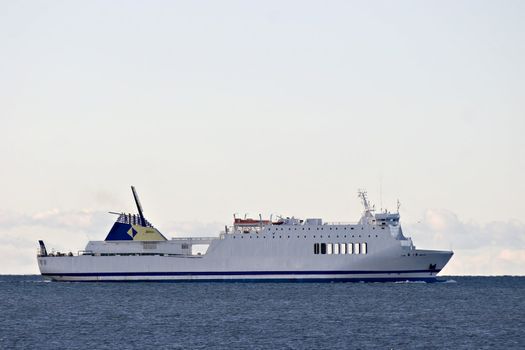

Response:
(266, 226), (384, 231)
(232, 234), (377, 239)
(314, 243), (368, 255)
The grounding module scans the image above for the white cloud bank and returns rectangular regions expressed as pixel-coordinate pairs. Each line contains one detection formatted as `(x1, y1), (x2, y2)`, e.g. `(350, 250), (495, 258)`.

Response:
(1, 208), (523, 275)
(406, 209), (525, 275)
(0, 209), (114, 274)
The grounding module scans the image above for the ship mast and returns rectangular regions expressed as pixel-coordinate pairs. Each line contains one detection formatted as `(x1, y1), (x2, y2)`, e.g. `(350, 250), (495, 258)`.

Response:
(358, 189), (375, 224)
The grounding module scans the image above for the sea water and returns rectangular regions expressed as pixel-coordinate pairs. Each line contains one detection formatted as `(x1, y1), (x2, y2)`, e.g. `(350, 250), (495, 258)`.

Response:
(0, 276), (523, 349)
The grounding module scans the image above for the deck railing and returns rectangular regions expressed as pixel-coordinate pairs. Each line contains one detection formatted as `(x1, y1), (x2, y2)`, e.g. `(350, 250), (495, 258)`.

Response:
(170, 237), (217, 241)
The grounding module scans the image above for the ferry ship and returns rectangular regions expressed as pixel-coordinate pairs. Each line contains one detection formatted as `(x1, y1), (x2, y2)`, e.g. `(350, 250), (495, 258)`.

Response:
(37, 187), (453, 282)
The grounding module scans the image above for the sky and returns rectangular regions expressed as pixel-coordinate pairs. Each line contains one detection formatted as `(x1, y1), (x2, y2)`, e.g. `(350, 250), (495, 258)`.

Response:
(1, 1), (524, 275)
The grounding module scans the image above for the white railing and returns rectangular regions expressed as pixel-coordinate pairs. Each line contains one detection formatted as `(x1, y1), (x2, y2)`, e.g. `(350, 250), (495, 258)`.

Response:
(170, 237), (217, 241)
(323, 222), (358, 225)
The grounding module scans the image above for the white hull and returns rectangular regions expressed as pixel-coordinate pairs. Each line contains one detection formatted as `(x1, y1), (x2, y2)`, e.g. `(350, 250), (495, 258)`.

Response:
(39, 247), (452, 282)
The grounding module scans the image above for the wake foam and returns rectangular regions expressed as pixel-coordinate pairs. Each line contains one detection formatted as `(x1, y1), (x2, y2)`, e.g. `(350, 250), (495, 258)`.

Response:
(394, 280), (427, 284)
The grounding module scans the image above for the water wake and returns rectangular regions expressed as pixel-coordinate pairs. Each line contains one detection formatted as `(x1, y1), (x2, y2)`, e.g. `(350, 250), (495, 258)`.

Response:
(394, 280), (427, 284)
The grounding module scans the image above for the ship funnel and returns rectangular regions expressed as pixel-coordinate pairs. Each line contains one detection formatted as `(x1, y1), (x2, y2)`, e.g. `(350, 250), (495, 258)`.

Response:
(104, 187), (167, 241)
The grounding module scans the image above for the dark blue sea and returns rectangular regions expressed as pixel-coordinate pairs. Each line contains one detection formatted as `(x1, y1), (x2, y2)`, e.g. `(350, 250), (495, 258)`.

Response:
(0, 276), (523, 349)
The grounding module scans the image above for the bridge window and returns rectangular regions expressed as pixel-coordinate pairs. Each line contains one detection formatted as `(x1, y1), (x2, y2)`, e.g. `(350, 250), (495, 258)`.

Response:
(314, 243), (320, 254)
(327, 243), (333, 255)
(340, 243), (347, 254)
(354, 243), (360, 254)
(320, 243), (327, 254)
(347, 243), (353, 254)
(361, 242), (367, 254)
(333, 243), (340, 255)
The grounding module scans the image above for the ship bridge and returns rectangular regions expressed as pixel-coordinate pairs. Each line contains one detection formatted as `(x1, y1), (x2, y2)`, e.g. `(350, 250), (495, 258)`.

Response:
(374, 212), (400, 226)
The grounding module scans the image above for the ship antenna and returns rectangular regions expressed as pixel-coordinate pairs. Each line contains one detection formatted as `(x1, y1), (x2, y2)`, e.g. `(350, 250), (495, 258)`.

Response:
(397, 199), (401, 213)
(358, 189), (371, 212)
(131, 186), (146, 226)
(380, 179), (383, 212)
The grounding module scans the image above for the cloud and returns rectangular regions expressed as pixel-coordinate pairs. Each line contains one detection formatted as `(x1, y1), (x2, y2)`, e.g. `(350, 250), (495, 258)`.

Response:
(497, 249), (525, 264)
(162, 220), (224, 238)
(406, 209), (525, 275)
(0, 209), (114, 274)
(0, 208), (110, 233)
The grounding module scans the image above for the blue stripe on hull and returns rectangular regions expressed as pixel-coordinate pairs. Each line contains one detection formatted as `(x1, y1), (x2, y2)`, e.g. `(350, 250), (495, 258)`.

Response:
(43, 269), (439, 277)
(57, 277), (441, 283)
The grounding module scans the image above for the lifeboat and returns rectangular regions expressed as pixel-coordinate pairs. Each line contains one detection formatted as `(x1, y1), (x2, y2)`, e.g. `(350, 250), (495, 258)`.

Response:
(233, 218), (271, 226)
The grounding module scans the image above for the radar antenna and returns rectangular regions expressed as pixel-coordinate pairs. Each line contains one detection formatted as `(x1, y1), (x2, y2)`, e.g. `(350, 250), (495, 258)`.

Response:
(358, 189), (372, 213)
(131, 186), (146, 226)
(357, 189), (375, 225)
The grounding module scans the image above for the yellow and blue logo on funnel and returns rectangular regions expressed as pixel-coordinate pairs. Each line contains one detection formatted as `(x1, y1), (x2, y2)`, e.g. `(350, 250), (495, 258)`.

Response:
(128, 227), (138, 238)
